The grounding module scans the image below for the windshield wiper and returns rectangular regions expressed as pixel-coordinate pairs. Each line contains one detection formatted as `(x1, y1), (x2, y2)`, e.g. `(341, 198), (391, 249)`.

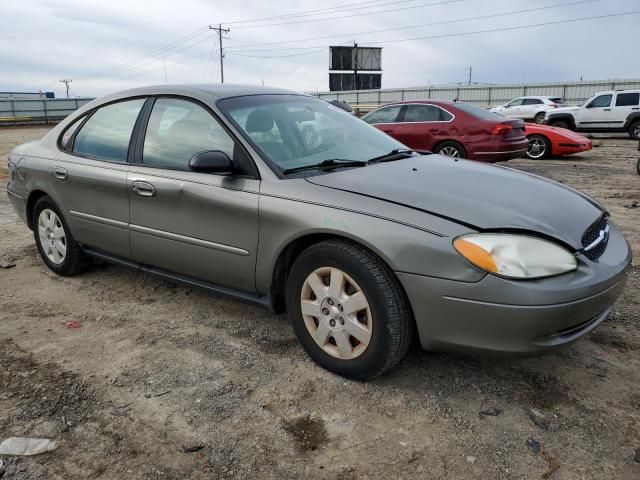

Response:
(282, 159), (367, 175)
(367, 148), (415, 164)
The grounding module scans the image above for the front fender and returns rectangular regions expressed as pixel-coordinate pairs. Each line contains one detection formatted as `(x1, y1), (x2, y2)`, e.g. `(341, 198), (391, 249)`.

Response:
(254, 188), (486, 295)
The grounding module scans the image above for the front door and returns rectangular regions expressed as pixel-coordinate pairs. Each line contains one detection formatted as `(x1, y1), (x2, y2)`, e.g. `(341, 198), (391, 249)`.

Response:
(576, 94), (613, 129)
(54, 98), (146, 259)
(128, 97), (260, 293)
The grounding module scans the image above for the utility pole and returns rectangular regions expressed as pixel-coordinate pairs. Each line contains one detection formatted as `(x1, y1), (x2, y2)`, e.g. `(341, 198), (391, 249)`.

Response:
(353, 41), (358, 91)
(60, 79), (72, 98)
(210, 24), (230, 83)
(467, 66), (472, 86)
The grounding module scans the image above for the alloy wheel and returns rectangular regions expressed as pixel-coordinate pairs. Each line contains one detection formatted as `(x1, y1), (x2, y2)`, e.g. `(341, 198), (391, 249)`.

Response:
(634, 124), (640, 139)
(440, 146), (460, 157)
(38, 209), (67, 265)
(527, 137), (547, 159)
(300, 267), (372, 360)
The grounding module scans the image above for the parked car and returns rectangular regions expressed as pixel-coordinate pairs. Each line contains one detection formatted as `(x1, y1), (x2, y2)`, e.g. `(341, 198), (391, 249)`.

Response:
(362, 100), (528, 162)
(491, 96), (566, 124)
(7, 85), (631, 380)
(524, 123), (592, 160)
(545, 89), (640, 140)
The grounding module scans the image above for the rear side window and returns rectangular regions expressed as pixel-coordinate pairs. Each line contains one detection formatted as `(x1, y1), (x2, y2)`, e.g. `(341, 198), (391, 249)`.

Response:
(142, 98), (235, 170)
(615, 93), (640, 107)
(59, 115), (86, 149)
(522, 99), (543, 105)
(403, 105), (449, 122)
(363, 105), (402, 124)
(73, 99), (145, 162)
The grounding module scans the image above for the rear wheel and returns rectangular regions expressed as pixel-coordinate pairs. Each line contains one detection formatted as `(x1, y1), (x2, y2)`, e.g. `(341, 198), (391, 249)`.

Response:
(435, 141), (467, 159)
(33, 196), (90, 276)
(526, 134), (551, 160)
(534, 112), (546, 124)
(629, 121), (640, 141)
(286, 239), (412, 380)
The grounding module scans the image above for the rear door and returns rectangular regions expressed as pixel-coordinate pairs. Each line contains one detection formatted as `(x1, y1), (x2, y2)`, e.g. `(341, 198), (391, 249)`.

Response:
(391, 104), (448, 151)
(611, 91), (640, 128)
(54, 98), (146, 259)
(520, 98), (544, 119)
(575, 94), (613, 129)
(362, 105), (403, 137)
(127, 97), (260, 293)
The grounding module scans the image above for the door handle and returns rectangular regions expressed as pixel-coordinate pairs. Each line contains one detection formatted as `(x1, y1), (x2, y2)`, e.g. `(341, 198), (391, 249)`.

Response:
(381, 129), (394, 133)
(132, 181), (156, 197)
(429, 129), (440, 133)
(603, 108), (611, 111)
(53, 167), (68, 181)
(632, 107), (640, 110)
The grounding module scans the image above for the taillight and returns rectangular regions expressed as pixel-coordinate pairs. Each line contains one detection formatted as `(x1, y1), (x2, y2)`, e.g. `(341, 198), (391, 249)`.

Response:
(492, 124), (513, 135)
(550, 103), (558, 108)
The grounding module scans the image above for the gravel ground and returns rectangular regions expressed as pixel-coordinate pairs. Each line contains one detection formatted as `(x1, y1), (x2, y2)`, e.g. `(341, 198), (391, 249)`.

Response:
(1, 126), (639, 479)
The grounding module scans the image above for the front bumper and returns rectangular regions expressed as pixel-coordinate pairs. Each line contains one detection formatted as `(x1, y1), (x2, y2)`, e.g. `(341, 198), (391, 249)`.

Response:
(397, 223), (632, 353)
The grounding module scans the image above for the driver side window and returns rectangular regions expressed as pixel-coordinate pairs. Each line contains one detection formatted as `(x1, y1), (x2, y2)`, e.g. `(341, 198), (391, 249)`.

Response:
(588, 95), (613, 109)
(507, 99), (524, 107)
(143, 98), (235, 170)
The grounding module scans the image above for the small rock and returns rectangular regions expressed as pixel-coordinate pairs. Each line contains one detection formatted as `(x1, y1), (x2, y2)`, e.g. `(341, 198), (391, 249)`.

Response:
(527, 408), (552, 431)
(0, 261), (16, 269)
(182, 444), (205, 453)
(526, 437), (541, 454)
(466, 455), (476, 464)
(634, 448), (640, 463)
(479, 407), (503, 417)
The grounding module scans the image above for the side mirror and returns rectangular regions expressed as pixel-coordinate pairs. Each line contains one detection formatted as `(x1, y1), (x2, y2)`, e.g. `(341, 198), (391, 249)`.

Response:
(189, 150), (233, 174)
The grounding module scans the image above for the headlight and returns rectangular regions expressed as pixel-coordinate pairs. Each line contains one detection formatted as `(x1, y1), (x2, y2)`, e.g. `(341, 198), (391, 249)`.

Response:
(453, 233), (577, 279)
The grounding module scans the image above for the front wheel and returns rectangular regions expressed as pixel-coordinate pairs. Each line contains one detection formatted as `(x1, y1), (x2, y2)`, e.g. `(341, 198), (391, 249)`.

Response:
(526, 134), (551, 160)
(286, 239), (412, 380)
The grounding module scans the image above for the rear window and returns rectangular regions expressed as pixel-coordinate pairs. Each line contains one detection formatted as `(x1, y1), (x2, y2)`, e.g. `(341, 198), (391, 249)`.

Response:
(615, 92), (640, 107)
(453, 102), (505, 121)
(549, 97), (565, 105)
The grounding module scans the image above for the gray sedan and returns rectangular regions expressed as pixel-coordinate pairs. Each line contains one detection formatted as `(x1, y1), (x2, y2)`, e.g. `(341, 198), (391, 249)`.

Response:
(6, 85), (632, 380)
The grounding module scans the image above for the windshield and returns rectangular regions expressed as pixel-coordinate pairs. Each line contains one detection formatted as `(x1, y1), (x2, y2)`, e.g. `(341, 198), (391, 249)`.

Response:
(217, 95), (406, 175)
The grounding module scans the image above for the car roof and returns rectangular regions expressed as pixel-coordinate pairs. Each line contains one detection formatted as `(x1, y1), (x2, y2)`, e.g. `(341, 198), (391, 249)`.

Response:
(99, 83), (307, 101)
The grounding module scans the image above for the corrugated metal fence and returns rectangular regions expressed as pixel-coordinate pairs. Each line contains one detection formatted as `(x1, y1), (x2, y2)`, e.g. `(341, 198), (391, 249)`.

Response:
(313, 79), (640, 113)
(0, 98), (94, 125)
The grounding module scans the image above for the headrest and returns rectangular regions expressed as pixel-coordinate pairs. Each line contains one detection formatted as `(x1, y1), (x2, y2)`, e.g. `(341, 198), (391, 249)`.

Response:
(246, 109), (274, 133)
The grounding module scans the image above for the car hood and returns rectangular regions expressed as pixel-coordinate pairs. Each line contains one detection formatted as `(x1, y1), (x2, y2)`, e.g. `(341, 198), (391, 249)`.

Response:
(306, 155), (604, 250)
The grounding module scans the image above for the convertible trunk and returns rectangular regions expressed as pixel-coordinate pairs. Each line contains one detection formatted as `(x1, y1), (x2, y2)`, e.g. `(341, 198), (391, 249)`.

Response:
(306, 155), (604, 250)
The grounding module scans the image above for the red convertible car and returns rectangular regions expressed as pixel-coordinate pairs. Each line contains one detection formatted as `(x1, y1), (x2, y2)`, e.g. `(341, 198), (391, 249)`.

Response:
(362, 100), (528, 162)
(524, 123), (592, 160)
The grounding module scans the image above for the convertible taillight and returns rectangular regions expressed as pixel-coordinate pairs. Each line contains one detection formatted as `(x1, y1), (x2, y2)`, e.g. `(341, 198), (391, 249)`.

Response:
(492, 123), (513, 135)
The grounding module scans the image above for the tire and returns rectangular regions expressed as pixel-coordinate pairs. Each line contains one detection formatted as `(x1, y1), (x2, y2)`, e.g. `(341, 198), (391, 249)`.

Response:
(637, 157), (640, 176)
(629, 121), (640, 141)
(549, 119), (571, 130)
(33, 196), (91, 276)
(434, 141), (467, 159)
(534, 112), (546, 124)
(526, 134), (551, 160)
(286, 239), (412, 380)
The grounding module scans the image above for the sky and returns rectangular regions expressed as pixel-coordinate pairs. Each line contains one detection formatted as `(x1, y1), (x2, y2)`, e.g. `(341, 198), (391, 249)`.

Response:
(0, 0), (638, 98)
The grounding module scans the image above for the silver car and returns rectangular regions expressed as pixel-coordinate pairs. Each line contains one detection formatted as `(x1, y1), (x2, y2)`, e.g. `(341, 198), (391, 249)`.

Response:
(491, 96), (566, 124)
(6, 85), (632, 380)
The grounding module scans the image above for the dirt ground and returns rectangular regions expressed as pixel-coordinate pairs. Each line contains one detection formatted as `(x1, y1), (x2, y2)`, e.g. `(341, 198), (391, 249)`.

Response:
(1, 126), (639, 480)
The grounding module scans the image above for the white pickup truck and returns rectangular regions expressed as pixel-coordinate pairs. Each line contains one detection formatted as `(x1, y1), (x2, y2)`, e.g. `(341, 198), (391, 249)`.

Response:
(545, 89), (640, 140)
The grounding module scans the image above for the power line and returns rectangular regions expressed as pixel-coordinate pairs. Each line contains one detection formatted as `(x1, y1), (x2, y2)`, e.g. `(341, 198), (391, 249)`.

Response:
(74, 27), (210, 80)
(224, 0), (436, 25)
(224, 0), (599, 51)
(231, 0), (464, 29)
(228, 10), (640, 54)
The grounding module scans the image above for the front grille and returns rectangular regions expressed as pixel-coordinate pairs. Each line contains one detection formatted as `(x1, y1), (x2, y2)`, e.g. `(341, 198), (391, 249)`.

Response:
(581, 214), (609, 260)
